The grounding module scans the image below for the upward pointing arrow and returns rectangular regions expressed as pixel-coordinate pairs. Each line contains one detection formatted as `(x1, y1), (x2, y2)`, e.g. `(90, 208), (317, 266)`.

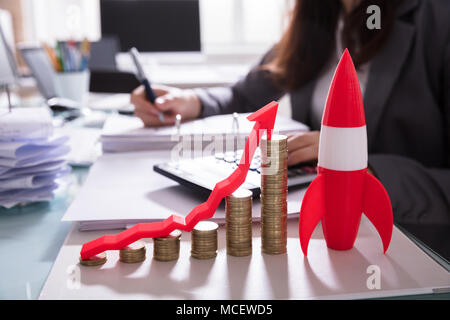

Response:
(80, 101), (279, 260)
(247, 100), (278, 139)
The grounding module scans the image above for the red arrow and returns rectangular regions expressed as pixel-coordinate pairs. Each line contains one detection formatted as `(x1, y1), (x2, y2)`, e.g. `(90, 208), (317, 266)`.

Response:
(80, 101), (279, 260)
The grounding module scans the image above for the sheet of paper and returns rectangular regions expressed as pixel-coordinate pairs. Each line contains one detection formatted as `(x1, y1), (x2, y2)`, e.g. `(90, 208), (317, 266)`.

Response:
(0, 145), (70, 167)
(0, 107), (53, 141)
(0, 135), (69, 159)
(0, 193), (55, 208)
(0, 160), (66, 178)
(0, 195), (54, 209)
(0, 183), (58, 202)
(100, 113), (309, 152)
(54, 127), (101, 166)
(0, 108), (73, 208)
(102, 112), (308, 138)
(0, 165), (70, 189)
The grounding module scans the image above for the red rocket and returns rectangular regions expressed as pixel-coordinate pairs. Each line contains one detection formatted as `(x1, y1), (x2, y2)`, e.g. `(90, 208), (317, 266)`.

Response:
(298, 49), (393, 256)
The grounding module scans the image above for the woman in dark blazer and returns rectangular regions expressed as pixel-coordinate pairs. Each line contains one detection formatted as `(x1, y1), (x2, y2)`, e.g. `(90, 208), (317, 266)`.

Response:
(131, 0), (450, 226)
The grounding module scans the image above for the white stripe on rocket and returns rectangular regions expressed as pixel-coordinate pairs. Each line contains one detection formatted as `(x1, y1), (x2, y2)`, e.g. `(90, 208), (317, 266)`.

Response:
(318, 125), (368, 171)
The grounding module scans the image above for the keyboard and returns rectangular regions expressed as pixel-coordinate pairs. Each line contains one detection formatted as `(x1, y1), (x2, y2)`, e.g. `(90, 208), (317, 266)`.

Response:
(154, 149), (316, 197)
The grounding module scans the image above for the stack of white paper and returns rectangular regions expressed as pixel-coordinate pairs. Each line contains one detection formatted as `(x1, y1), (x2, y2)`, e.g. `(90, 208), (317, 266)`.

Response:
(100, 113), (309, 152)
(0, 108), (71, 208)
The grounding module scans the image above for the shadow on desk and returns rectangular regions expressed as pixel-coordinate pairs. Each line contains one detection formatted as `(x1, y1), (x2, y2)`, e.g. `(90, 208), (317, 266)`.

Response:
(78, 248), (218, 299)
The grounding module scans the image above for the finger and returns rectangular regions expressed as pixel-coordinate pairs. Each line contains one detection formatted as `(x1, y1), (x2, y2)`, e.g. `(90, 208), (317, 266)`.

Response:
(153, 88), (168, 97)
(154, 94), (176, 112)
(287, 145), (318, 166)
(287, 132), (316, 152)
(131, 93), (161, 117)
(136, 94), (177, 125)
(135, 110), (167, 127)
(161, 114), (177, 125)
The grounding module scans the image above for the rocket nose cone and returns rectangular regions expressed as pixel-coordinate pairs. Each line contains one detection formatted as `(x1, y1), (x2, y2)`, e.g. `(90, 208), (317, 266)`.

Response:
(322, 49), (366, 128)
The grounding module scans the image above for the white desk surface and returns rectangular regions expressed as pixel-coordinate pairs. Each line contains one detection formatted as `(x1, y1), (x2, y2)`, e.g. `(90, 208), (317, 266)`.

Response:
(40, 216), (449, 300)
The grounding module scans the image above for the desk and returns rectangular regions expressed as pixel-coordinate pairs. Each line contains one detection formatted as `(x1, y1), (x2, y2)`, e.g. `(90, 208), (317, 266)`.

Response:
(0, 94), (448, 298)
(1, 164), (449, 299)
(1, 156), (449, 299)
(39, 215), (450, 300)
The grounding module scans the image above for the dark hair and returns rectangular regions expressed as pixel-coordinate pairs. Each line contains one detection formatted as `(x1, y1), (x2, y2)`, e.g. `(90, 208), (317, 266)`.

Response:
(266, 0), (403, 91)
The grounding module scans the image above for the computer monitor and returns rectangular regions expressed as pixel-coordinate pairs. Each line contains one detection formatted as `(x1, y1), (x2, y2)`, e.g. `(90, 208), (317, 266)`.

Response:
(0, 24), (16, 86)
(100, 0), (201, 52)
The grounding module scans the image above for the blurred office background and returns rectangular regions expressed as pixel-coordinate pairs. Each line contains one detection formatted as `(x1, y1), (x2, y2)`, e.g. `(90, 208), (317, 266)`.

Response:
(0, 0), (292, 64)
(0, 0), (294, 114)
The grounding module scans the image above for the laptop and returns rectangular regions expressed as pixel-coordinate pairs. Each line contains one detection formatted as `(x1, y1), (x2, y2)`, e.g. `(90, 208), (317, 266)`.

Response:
(18, 45), (133, 114)
(18, 46), (59, 100)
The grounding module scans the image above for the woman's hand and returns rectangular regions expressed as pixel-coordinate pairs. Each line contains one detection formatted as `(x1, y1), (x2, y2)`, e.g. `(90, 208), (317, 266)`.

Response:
(287, 131), (320, 166)
(130, 84), (202, 127)
(287, 131), (376, 175)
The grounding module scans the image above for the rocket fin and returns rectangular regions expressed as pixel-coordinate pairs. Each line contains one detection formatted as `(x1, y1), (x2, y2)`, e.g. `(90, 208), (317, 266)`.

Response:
(299, 174), (326, 256)
(363, 172), (393, 253)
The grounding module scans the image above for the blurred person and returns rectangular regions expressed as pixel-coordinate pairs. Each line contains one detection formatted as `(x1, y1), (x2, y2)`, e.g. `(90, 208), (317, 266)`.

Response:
(130, 0), (450, 225)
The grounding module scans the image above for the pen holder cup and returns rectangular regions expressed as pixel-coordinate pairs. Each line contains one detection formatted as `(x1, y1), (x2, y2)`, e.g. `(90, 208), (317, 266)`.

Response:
(54, 70), (90, 107)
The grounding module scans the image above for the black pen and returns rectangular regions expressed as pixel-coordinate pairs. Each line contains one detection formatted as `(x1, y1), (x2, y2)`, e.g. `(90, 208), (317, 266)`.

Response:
(129, 47), (165, 123)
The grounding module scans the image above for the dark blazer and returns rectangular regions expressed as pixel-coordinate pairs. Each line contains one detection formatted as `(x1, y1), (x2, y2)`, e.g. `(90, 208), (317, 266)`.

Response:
(194, 0), (450, 225)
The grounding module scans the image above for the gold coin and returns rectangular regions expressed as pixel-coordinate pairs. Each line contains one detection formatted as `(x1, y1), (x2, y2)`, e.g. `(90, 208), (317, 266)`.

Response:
(262, 248), (287, 255)
(193, 221), (219, 232)
(261, 134), (288, 143)
(260, 136), (288, 256)
(120, 240), (146, 251)
(79, 252), (107, 267)
(260, 152), (288, 159)
(153, 245), (180, 262)
(191, 221), (218, 260)
(119, 240), (146, 263)
(154, 230), (182, 241)
(153, 232), (181, 262)
(154, 255), (179, 262)
(226, 207), (252, 213)
(191, 252), (217, 259)
(226, 194), (252, 257)
(228, 188), (253, 200)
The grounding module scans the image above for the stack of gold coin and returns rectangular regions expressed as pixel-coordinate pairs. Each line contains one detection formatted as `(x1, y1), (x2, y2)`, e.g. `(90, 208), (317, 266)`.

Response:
(191, 221), (218, 259)
(226, 188), (252, 257)
(79, 252), (107, 267)
(260, 134), (288, 254)
(119, 240), (147, 263)
(153, 230), (182, 261)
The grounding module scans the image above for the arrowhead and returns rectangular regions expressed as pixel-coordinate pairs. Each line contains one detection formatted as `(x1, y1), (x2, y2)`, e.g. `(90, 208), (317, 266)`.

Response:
(247, 101), (278, 139)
